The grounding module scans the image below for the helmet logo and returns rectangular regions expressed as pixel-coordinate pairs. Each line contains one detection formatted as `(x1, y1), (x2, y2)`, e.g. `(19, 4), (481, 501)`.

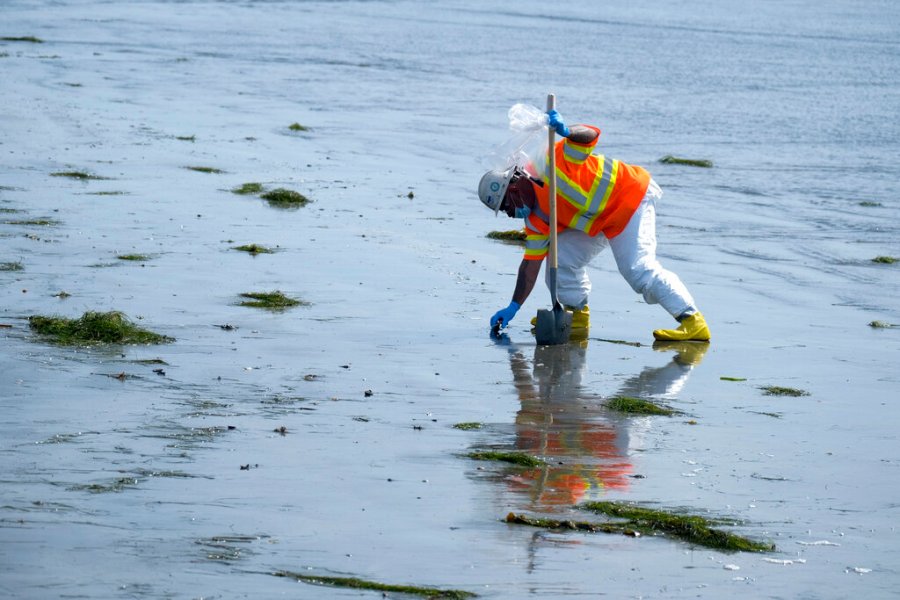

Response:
(490, 182), (500, 192)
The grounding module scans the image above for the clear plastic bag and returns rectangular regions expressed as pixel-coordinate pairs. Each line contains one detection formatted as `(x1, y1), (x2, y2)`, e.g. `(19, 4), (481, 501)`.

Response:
(483, 103), (549, 178)
(508, 103), (547, 132)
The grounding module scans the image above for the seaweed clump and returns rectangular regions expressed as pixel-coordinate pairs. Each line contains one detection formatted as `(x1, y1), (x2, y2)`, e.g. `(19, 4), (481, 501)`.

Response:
(1, 261), (24, 271)
(233, 244), (274, 255)
(606, 396), (677, 416)
(506, 513), (637, 536)
(453, 422), (484, 431)
(117, 254), (152, 261)
(28, 311), (174, 345)
(2, 36), (44, 43)
(51, 170), (107, 180)
(288, 122), (309, 131)
(581, 501), (775, 552)
(466, 450), (544, 467)
(760, 385), (809, 397)
(486, 230), (526, 244)
(238, 291), (306, 310)
(660, 155), (714, 168)
(872, 256), (897, 264)
(231, 182), (265, 195)
(260, 188), (310, 207)
(185, 166), (224, 174)
(273, 571), (475, 599)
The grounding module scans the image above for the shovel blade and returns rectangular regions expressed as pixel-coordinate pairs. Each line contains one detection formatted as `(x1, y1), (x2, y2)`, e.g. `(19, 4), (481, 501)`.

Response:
(534, 306), (572, 345)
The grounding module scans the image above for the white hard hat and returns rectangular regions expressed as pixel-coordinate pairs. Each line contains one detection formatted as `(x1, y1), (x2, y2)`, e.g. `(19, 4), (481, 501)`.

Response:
(478, 167), (514, 214)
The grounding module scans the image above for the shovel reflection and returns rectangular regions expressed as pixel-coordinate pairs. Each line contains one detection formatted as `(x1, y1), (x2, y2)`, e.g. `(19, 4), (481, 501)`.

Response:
(489, 335), (708, 511)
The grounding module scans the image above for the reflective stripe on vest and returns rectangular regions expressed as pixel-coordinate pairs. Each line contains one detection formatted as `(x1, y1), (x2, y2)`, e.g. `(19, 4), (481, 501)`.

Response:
(563, 140), (593, 164)
(524, 234), (549, 258)
(557, 155), (619, 234)
(524, 211), (549, 257)
(531, 204), (550, 224)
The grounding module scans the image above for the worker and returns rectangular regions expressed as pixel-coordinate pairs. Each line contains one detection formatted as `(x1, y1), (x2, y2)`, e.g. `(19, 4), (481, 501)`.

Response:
(478, 108), (710, 342)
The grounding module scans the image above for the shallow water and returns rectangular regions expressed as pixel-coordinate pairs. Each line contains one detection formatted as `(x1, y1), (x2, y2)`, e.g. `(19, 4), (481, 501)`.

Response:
(2, 1), (900, 598)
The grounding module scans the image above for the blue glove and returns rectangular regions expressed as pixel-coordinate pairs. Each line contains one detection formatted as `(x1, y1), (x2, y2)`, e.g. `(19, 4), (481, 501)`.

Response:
(547, 109), (570, 137)
(491, 301), (521, 330)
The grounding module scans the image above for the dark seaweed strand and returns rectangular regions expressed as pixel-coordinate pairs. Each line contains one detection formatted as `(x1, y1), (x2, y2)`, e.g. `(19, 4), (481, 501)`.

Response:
(581, 501), (774, 552)
(273, 571), (476, 599)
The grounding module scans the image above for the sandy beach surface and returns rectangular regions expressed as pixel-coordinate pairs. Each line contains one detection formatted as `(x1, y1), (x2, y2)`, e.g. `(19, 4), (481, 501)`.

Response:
(2, 1), (899, 598)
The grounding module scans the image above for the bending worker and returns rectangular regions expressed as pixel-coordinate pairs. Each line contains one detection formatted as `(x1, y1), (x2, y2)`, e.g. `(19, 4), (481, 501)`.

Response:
(478, 108), (710, 342)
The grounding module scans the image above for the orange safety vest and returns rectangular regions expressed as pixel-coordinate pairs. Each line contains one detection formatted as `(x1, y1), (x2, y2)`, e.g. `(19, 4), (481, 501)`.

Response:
(524, 125), (650, 261)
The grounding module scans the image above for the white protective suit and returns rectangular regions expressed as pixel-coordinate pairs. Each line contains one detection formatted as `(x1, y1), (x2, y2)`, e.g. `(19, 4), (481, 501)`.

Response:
(552, 179), (697, 319)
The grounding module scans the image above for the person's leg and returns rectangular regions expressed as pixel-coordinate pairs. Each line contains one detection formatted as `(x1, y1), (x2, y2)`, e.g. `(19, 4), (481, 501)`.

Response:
(608, 181), (710, 340)
(553, 228), (606, 310)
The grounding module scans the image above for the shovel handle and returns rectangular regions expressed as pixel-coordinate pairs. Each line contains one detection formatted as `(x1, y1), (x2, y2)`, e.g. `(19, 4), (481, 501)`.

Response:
(546, 94), (560, 307)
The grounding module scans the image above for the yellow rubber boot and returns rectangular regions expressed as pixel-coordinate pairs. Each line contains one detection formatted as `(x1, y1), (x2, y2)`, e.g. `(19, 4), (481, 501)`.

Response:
(566, 304), (590, 330)
(530, 305), (589, 329)
(653, 312), (710, 342)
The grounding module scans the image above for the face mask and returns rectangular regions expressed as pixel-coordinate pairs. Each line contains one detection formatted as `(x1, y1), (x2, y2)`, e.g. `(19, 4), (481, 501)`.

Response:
(514, 205), (531, 219)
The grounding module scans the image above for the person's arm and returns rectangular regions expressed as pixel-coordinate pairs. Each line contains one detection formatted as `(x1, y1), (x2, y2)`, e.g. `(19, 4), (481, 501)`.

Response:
(489, 257), (544, 330)
(566, 124), (599, 145)
(547, 110), (599, 145)
(512, 258), (542, 306)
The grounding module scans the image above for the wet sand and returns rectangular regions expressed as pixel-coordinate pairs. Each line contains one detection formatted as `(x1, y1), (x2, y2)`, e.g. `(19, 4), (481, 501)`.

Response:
(2, 1), (900, 598)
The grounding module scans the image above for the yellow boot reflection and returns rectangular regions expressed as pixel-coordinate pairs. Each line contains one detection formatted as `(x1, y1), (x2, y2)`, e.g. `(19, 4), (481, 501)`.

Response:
(651, 340), (710, 367)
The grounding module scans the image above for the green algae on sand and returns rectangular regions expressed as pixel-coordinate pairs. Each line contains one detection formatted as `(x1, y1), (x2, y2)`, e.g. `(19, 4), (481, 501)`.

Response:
(596, 338), (644, 347)
(3, 218), (60, 226)
(466, 450), (544, 467)
(872, 255), (897, 264)
(231, 182), (265, 195)
(116, 254), (152, 261)
(238, 291), (307, 309)
(185, 166), (225, 174)
(29, 311), (174, 345)
(233, 243), (274, 255)
(580, 501), (775, 552)
(760, 385), (809, 397)
(273, 571), (476, 599)
(659, 155), (713, 168)
(288, 122), (309, 131)
(506, 512), (639, 536)
(453, 422), (484, 431)
(486, 229), (526, 243)
(606, 396), (678, 416)
(50, 170), (108, 180)
(2, 36), (43, 43)
(260, 188), (310, 207)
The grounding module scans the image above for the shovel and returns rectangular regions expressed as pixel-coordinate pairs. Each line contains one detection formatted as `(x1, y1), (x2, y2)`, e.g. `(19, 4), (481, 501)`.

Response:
(534, 93), (572, 346)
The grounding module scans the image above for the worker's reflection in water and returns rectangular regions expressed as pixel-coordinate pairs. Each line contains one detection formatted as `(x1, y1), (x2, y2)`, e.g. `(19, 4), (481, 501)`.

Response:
(493, 334), (708, 511)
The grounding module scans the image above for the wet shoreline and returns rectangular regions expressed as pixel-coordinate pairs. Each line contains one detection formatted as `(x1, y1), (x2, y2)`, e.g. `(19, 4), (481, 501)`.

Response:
(3, 1), (900, 598)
